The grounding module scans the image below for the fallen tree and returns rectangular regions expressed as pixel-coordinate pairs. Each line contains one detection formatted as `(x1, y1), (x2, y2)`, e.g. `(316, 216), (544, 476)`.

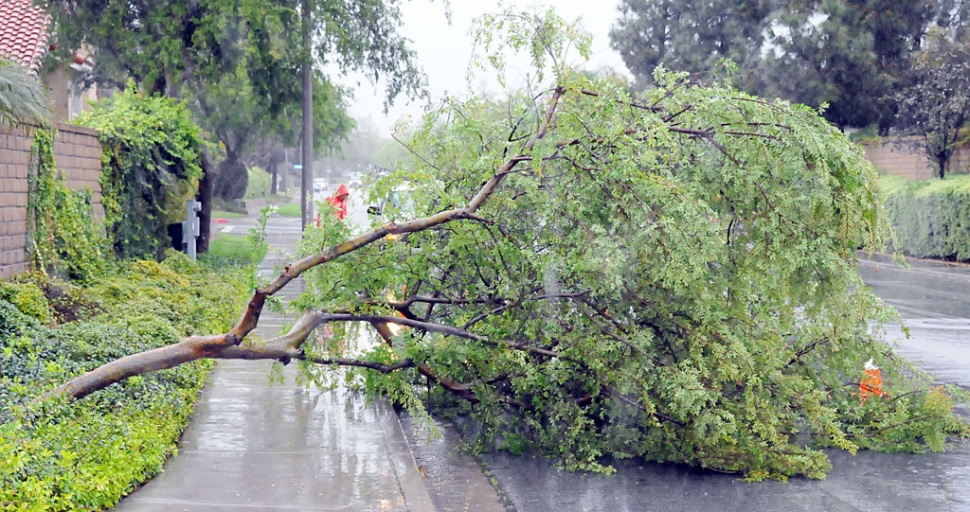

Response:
(50, 10), (968, 479)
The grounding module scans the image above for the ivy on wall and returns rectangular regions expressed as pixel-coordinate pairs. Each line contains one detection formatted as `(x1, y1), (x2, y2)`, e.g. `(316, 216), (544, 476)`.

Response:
(75, 82), (203, 261)
(27, 127), (108, 282)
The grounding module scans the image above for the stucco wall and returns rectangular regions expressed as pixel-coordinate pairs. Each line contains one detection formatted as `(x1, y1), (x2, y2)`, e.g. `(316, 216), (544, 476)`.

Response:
(862, 137), (970, 181)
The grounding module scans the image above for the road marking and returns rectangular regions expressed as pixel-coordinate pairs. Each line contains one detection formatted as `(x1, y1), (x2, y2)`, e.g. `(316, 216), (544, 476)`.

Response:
(220, 226), (235, 233)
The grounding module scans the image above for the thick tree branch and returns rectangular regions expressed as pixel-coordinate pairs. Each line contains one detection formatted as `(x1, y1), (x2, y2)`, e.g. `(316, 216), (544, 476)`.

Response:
(51, 88), (566, 401)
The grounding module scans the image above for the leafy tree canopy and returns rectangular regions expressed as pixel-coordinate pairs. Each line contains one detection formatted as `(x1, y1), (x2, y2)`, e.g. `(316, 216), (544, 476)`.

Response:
(53, 8), (968, 480)
(610, 0), (970, 132)
(610, 0), (776, 88)
(894, 27), (970, 179)
(763, 0), (940, 132)
(44, 0), (424, 231)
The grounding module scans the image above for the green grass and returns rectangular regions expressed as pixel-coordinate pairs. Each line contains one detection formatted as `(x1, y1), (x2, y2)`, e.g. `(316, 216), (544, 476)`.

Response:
(266, 194), (294, 204)
(211, 210), (246, 219)
(203, 234), (268, 266)
(276, 203), (302, 217)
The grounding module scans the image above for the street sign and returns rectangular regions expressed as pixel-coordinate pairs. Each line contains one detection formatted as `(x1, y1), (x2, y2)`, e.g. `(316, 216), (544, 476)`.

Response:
(293, 164), (303, 170)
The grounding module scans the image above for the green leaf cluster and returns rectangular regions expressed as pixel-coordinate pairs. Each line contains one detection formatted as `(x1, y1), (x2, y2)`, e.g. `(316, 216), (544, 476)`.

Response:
(0, 59), (50, 126)
(0, 253), (247, 510)
(76, 84), (203, 261)
(308, 14), (968, 478)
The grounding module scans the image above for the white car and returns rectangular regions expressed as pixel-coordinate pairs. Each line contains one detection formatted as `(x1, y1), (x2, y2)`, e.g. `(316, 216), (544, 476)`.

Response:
(367, 184), (415, 223)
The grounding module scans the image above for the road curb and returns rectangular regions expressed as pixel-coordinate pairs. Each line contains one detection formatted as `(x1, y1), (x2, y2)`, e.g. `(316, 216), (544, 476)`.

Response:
(383, 400), (438, 511)
(859, 249), (970, 270)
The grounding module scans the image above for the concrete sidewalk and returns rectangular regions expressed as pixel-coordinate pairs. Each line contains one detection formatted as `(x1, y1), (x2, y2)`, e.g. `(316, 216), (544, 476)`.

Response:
(115, 214), (434, 511)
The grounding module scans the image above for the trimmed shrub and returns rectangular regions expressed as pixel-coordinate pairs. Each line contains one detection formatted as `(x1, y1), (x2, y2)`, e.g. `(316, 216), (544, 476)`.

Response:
(882, 174), (970, 260)
(244, 166), (271, 199)
(0, 252), (247, 510)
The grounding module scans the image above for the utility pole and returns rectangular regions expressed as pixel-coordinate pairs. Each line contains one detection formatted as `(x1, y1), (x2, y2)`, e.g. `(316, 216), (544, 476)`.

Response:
(301, 0), (314, 231)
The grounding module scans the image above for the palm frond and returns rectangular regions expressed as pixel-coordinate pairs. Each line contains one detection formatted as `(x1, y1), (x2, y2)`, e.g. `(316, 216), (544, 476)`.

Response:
(0, 59), (51, 127)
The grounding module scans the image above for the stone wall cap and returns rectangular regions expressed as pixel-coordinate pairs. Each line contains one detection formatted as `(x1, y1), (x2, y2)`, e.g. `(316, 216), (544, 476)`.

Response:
(52, 122), (100, 138)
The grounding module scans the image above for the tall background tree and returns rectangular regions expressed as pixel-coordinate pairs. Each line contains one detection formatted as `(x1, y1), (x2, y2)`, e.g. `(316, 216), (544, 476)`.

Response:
(43, 0), (424, 251)
(610, 0), (776, 88)
(610, 0), (970, 133)
(763, 0), (938, 133)
(895, 27), (970, 179)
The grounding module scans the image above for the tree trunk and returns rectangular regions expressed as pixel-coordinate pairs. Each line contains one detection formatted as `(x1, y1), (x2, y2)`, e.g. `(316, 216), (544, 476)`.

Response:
(270, 161), (278, 195)
(268, 144), (284, 196)
(196, 146), (214, 253)
(301, 0), (314, 231)
(213, 152), (249, 201)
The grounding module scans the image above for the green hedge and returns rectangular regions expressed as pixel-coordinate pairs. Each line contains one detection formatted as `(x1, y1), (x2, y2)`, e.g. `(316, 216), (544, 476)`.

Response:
(882, 174), (970, 260)
(0, 252), (247, 510)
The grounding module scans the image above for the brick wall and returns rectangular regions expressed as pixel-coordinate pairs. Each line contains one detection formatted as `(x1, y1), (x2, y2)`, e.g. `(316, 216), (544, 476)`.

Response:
(0, 123), (103, 280)
(862, 137), (970, 181)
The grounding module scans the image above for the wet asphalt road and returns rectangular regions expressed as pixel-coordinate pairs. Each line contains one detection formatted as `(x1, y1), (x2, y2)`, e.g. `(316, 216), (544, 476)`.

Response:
(474, 256), (970, 512)
(858, 257), (970, 389)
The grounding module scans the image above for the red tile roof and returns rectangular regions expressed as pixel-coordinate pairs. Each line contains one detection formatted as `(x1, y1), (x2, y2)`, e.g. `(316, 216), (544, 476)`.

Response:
(0, 0), (51, 72)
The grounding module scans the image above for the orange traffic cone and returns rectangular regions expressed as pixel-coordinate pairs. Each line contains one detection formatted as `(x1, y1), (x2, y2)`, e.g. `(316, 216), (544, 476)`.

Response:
(860, 358), (884, 403)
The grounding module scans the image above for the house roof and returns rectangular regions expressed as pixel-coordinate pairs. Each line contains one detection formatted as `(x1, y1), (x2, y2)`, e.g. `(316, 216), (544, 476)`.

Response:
(0, 0), (51, 72)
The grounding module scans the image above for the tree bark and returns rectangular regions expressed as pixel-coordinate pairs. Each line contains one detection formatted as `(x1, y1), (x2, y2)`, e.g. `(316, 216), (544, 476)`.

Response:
(196, 146), (214, 254)
(270, 160), (279, 195)
(301, 0), (314, 231)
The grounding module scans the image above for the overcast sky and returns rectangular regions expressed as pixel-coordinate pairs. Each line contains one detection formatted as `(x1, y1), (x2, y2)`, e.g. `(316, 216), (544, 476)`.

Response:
(333, 0), (630, 136)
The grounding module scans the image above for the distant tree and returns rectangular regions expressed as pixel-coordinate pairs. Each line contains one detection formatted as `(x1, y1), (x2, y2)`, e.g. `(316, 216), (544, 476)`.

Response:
(200, 64), (354, 202)
(763, 0), (958, 133)
(610, 0), (776, 86)
(44, 0), (424, 248)
(611, 1), (970, 133)
(0, 59), (49, 126)
(895, 28), (970, 179)
(318, 123), (408, 178)
(245, 77), (355, 197)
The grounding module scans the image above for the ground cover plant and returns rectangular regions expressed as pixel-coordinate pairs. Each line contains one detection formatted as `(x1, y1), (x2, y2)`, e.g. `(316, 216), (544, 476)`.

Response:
(0, 254), (247, 510)
(46, 8), (969, 482)
(7, 119), (251, 510)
